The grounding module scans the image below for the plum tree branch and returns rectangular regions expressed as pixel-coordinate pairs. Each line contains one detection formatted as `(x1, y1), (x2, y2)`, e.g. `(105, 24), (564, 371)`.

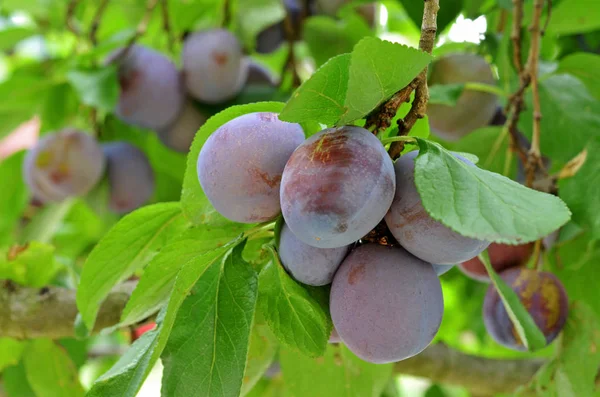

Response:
(0, 282), (543, 394)
(365, 0), (439, 159)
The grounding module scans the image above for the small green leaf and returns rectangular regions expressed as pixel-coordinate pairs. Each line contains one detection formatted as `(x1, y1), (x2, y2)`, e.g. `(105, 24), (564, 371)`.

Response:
(0, 26), (36, 51)
(340, 37), (431, 124)
(0, 241), (63, 287)
(88, 237), (241, 397)
(3, 361), (37, 397)
(279, 54), (351, 126)
(479, 251), (547, 351)
(280, 343), (393, 397)
(549, 0), (600, 35)
(558, 53), (600, 100)
(258, 246), (331, 357)
(428, 83), (465, 106)
(67, 66), (119, 112)
(0, 151), (28, 245)
(77, 202), (189, 330)
(120, 224), (249, 326)
(414, 139), (571, 243)
(161, 242), (258, 397)
(23, 339), (85, 397)
(182, 102), (286, 226)
(0, 339), (25, 372)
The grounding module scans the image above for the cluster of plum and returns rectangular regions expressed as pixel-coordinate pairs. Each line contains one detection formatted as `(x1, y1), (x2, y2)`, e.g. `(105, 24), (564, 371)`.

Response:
(23, 129), (154, 213)
(197, 110), (569, 364)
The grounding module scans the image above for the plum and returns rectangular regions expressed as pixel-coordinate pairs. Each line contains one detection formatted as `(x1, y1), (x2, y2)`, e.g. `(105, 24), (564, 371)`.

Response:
(281, 126), (395, 249)
(245, 61), (278, 87)
(182, 29), (248, 104)
(330, 244), (443, 363)
(256, 0), (305, 54)
(197, 112), (304, 223)
(433, 264), (454, 276)
(158, 101), (208, 153)
(109, 45), (185, 131)
(427, 53), (498, 141)
(385, 151), (490, 264)
(279, 223), (349, 286)
(459, 242), (534, 282)
(483, 268), (569, 351)
(103, 142), (154, 213)
(23, 129), (105, 202)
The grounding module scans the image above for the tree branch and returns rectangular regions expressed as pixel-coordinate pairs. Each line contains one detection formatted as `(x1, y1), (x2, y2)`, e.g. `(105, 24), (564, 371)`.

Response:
(0, 281), (135, 339)
(89, 0), (111, 46)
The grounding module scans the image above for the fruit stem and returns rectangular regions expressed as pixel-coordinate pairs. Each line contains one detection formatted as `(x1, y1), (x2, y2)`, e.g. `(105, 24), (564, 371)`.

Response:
(464, 82), (507, 98)
(380, 136), (417, 146)
(243, 221), (276, 238)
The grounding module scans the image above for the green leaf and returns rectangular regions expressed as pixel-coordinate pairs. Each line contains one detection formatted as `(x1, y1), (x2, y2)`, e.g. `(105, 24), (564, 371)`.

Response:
(549, 0), (600, 35)
(0, 242), (63, 287)
(304, 15), (373, 68)
(66, 66), (119, 112)
(517, 302), (600, 396)
(77, 202), (188, 330)
(0, 339), (25, 372)
(413, 139), (571, 243)
(428, 83), (465, 106)
(400, 0), (462, 33)
(121, 224), (249, 326)
(279, 343), (393, 397)
(258, 246), (331, 357)
(241, 322), (278, 396)
(0, 26), (36, 51)
(559, 139), (600, 238)
(23, 339), (84, 397)
(182, 102), (285, 226)
(161, 242), (258, 397)
(88, 237), (241, 397)
(479, 251), (547, 351)
(279, 54), (350, 125)
(340, 37), (432, 124)
(0, 151), (28, 246)
(3, 361), (37, 397)
(519, 73), (600, 163)
(558, 53), (600, 100)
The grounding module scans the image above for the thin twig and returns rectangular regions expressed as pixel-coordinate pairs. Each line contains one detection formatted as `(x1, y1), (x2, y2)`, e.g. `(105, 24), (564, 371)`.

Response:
(89, 0), (111, 46)
(280, 6), (301, 88)
(524, 0), (546, 187)
(66, 0), (81, 36)
(160, 0), (175, 53)
(222, 0), (231, 27)
(388, 0), (440, 159)
(542, 0), (552, 35)
(510, 0), (525, 75)
(108, 0), (159, 64)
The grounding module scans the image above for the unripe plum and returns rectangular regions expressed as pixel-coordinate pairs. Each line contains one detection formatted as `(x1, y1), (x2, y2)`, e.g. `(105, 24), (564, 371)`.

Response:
(483, 268), (569, 351)
(330, 244), (444, 363)
(182, 29), (248, 104)
(103, 142), (155, 213)
(280, 126), (395, 249)
(427, 53), (498, 141)
(158, 101), (208, 153)
(197, 112), (304, 223)
(23, 129), (105, 202)
(385, 151), (490, 264)
(279, 223), (349, 286)
(109, 45), (185, 131)
(459, 242), (534, 282)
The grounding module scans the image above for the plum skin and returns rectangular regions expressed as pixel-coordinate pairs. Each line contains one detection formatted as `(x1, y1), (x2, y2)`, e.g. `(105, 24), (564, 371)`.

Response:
(103, 142), (155, 213)
(197, 112), (304, 223)
(427, 53), (498, 141)
(279, 223), (349, 286)
(23, 129), (105, 202)
(109, 45), (185, 131)
(280, 126), (395, 249)
(483, 268), (569, 351)
(330, 244), (444, 364)
(182, 29), (248, 104)
(433, 264), (454, 276)
(460, 242), (534, 282)
(385, 151), (490, 265)
(158, 101), (208, 153)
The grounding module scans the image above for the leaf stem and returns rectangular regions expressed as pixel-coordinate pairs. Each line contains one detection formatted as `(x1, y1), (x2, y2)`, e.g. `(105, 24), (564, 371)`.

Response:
(380, 136), (417, 146)
(464, 82), (507, 97)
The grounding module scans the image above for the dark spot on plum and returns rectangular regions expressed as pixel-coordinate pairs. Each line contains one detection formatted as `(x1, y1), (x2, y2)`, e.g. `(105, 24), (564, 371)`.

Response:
(348, 263), (366, 285)
(257, 112), (278, 122)
(212, 51), (229, 66)
(119, 69), (140, 92)
(250, 167), (282, 188)
(335, 221), (348, 233)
